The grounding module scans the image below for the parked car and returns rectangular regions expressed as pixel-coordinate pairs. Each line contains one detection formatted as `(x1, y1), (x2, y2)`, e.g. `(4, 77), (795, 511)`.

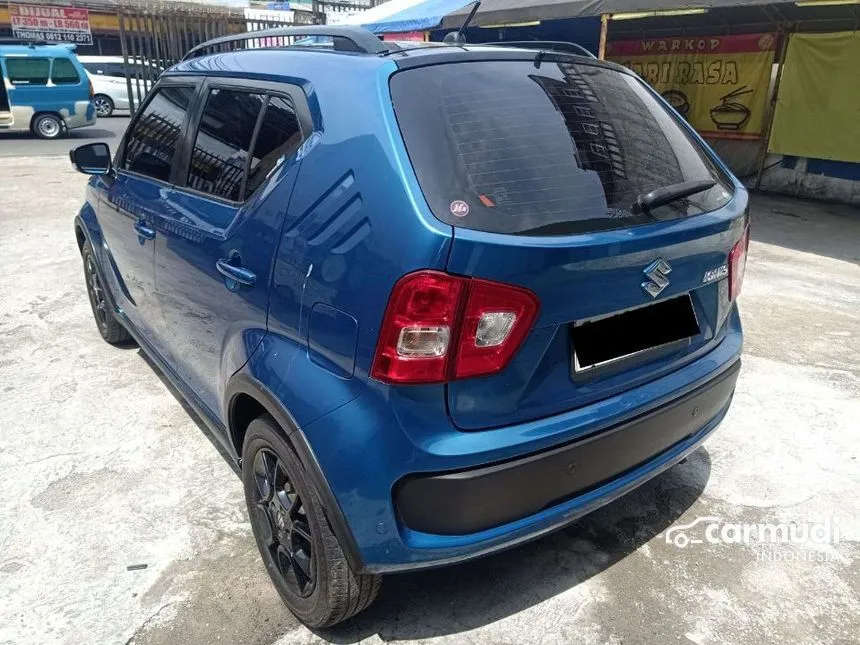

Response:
(78, 55), (161, 117)
(70, 26), (748, 628)
(0, 42), (95, 138)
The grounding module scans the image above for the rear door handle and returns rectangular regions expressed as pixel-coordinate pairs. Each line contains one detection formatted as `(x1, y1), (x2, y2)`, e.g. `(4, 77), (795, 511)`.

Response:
(134, 219), (155, 241)
(216, 258), (256, 288)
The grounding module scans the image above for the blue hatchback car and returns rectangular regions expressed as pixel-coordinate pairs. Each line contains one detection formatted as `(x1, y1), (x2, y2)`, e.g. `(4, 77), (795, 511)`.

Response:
(70, 26), (747, 627)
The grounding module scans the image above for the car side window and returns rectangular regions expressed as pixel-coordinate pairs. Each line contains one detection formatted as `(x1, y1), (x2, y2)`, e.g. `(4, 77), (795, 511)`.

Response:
(107, 63), (127, 78)
(244, 96), (303, 199)
(186, 88), (266, 202)
(6, 58), (50, 85)
(51, 58), (80, 85)
(122, 85), (195, 183)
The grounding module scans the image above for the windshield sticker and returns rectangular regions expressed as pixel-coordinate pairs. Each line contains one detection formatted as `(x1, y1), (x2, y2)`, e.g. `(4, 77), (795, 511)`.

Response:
(450, 200), (470, 218)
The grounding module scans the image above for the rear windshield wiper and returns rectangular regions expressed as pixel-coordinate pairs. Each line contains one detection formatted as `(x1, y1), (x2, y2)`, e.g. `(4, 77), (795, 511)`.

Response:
(631, 179), (716, 215)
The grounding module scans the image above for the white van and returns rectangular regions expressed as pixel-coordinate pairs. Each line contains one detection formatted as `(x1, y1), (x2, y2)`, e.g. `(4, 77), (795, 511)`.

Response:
(78, 55), (161, 117)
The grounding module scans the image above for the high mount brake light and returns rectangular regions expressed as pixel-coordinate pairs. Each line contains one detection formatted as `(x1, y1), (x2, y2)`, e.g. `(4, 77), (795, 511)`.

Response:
(371, 270), (540, 384)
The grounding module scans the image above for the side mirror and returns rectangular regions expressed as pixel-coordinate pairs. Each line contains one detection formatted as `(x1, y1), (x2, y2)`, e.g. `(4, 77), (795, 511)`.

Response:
(70, 142), (112, 175)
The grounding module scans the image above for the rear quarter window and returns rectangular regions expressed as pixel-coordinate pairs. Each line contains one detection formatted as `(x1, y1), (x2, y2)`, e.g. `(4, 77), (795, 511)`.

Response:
(390, 59), (734, 236)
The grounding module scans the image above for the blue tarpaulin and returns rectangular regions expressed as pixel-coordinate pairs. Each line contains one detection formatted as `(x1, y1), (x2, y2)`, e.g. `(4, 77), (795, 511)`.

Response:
(362, 0), (475, 34)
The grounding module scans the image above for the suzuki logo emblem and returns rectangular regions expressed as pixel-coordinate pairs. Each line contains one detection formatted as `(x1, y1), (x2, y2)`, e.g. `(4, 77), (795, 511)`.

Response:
(642, 258), (672, 298)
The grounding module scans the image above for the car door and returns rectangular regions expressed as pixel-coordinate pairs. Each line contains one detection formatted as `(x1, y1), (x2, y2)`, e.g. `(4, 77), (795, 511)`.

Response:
(96, 78), (199, 349)
(153, 78), (310, 420)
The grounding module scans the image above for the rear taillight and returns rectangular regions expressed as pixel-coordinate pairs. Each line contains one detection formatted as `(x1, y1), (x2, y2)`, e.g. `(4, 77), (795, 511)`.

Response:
(372, 271), (465, 383)
(728, 224), (750, 301)
(88, 78), (94, 100)
(371, 270), (540, 384)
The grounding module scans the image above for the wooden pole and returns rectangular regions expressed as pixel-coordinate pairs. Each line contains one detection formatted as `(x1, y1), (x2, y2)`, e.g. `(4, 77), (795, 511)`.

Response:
(598, 13), (609, 59)
(755, 31), (789, 190)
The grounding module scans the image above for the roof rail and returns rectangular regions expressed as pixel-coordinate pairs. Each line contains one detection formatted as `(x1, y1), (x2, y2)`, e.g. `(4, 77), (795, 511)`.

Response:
(484, 41), (597, 59)
(181, 26), (388, 61)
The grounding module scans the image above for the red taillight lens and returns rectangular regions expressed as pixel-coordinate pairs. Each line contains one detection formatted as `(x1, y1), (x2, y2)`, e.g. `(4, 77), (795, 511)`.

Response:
(728, 225), (750, 301)
(454, 278), (540, 379)
(370, 271), (540, 384)
(371, 271), (465, 384)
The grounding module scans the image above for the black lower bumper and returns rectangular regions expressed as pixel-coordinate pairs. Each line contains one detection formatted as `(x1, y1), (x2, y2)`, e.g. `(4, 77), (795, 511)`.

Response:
(395, 360), (741, 536)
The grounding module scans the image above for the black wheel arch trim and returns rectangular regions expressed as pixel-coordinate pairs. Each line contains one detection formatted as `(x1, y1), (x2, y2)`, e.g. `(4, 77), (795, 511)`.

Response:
(224, 373), (365, 573)
(74, 217), (123, 318)
(75, 215), (136, 306)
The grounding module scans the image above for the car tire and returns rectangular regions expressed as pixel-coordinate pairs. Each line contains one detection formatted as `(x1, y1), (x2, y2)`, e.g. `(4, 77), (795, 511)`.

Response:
(32, 113), (64, 139)
(93, 94), (114, 118)
(242, 414), (381, 628)
(81, 241), (131, 345)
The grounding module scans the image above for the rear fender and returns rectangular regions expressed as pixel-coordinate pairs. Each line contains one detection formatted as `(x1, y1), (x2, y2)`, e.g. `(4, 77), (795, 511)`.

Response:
(74, 179), (135, 308)
(238, 331), (366, 430)
(74, 184), (103, 249)
(224, 363), (366, 572)
(74, 206), (125, 321)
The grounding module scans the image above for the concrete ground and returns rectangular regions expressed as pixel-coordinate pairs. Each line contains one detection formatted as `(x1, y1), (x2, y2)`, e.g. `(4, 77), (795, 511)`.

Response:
(0, 156), (857, 645)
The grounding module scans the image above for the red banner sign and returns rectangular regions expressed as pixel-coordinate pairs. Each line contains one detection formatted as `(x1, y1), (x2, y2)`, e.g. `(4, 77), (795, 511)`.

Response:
(382, 31), (426, 42)
(9, 4), (93, 45)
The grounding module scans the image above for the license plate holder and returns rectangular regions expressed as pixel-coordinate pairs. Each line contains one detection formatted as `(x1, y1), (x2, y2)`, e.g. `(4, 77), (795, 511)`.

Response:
(571, 295), (700, 377)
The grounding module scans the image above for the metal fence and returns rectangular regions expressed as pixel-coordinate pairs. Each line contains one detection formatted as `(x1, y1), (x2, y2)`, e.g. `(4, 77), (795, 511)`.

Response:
(118, 1), (381, 114)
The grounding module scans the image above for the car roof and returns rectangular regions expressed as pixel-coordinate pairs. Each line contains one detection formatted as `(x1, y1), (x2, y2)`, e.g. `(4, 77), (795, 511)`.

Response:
(0, 43), (77, 57)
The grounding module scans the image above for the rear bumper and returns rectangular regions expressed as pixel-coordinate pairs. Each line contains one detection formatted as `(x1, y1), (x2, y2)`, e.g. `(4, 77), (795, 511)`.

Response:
(396, 360), (740, 536)
(63, 101), (96, 129)
(304, 306), (743, 573)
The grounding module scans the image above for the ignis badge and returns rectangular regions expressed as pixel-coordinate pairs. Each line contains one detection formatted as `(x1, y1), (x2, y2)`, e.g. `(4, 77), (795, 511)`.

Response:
(703, 264), (729, 284)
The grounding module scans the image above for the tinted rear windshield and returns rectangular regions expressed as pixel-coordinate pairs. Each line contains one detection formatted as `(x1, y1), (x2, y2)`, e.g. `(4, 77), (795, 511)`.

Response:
(390, 59), (734, 236)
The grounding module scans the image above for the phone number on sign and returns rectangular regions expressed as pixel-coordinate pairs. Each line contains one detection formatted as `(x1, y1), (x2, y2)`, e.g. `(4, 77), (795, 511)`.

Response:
(11, 30), (93, 44)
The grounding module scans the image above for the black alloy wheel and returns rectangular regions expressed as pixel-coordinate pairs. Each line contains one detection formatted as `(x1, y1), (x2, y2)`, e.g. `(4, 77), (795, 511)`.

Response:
(250, 447), (315, 598)
(242, 415), (381, 627)
(85, 252), (109, 334)
(81, 241), (131, 344)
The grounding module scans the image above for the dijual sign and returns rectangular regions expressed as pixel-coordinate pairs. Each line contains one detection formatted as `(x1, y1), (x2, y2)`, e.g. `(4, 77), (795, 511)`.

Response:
(9, 3), (93, 46)
(608, 33), (777, 140)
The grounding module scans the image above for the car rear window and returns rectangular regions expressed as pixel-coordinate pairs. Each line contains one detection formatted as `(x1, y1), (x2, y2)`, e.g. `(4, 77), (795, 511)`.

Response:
(390, 59), (734, 236)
